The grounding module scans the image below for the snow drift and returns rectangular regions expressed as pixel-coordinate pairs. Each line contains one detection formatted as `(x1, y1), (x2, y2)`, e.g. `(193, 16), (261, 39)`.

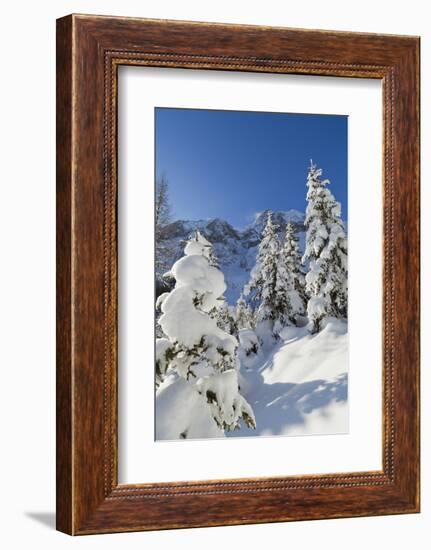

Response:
(156, 319), (348, 440)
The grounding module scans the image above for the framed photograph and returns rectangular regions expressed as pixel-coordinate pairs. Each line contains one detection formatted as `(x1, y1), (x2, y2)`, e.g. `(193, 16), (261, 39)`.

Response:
(56, 14), (420, 534)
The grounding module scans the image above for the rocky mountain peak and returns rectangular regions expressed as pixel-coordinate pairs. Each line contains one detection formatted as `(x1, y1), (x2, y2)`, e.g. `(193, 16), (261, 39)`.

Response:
(158, 211), (306, 304)
(252, 209), (305, 234)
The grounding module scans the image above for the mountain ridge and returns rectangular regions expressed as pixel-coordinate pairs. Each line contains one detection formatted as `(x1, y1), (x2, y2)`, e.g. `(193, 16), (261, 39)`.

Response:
(158, 210), (307, 304)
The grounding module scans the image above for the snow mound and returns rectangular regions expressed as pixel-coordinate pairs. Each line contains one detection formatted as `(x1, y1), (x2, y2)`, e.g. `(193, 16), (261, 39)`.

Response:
(196, 370), (256, 432)
(264, 318), (348, 384)
(227, 318), (348, 438)
(156, 375), (224, 440)
(157, 320), (349, 441)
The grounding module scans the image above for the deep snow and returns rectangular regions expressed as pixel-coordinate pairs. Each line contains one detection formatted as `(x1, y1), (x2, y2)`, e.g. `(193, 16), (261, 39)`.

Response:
(156, 318), (348, 440)
(229, 319), (348, 438)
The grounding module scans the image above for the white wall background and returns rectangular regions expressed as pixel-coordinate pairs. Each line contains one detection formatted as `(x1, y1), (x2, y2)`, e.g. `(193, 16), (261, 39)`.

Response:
(0, 1), (427, 548)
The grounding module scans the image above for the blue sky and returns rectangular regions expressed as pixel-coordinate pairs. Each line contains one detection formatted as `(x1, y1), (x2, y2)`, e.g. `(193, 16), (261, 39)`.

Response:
(155, 108), (347, 228)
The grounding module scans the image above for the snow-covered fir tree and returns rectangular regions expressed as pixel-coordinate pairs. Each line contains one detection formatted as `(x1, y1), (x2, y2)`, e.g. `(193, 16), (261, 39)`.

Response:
(274, 223), (306, 330)
(155, 175), (172, 273)
(302, 161), (348, 333)
(212, 299), (238, 337)
(155, 233), (256, 435)
(238, 329), (259, 358)
(169, 230), (237, 337)
(244, 213), (281, 340)
(191, 231), (239, 336)
(189, 229), (219, 267)
(155, 175), (175, 302)
(236, 293), (254, 330)
(155, 294), (167, 355)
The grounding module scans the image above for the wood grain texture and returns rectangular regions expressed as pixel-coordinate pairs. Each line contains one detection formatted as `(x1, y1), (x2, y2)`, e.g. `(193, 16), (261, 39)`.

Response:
(56, 15), (73, 535)
(56, 14), (420, 535)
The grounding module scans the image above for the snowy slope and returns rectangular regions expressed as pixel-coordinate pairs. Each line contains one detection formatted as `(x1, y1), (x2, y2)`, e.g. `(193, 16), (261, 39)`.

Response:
(156, 319), (348, 440)
(228, 319), (348, 438)
(158, 210), (306, 304)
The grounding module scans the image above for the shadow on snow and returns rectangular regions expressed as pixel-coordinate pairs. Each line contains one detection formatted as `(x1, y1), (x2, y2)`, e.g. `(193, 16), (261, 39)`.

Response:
(229, 344), (348, 437)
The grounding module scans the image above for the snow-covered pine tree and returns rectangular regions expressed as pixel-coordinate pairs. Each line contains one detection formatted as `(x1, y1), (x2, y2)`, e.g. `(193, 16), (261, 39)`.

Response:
(274, 223), (306, 330)
(156, 232), (256, 435)
(155, 175), (172, 273)
(212, 299), (238, 337)
(155, 290), (168, 353)
(188, 229), (219, 267)
(190, 230), (236, 335)
(189, 230), (237, 337)
(244, 212), (281, 341)
(302, 161), (348, 333)
(236, 293), (254, 330)
(155, 175), (175, 302)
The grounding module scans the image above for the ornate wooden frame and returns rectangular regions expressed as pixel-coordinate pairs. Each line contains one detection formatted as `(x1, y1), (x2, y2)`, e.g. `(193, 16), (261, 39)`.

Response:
(56, 14), (420, 535)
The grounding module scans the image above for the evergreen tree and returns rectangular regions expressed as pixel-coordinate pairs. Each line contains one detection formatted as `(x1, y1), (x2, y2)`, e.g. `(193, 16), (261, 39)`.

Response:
(191, 230), (236, 336)
(244, 213), (281, 338)
(188, 229), (219, 267)
(302, 161), (348, 333)
(212, 299), (238, 337)
(156, 233), (256, 434)
(236, 293), (254, 330)
(274, 223), (307, 329)
(155, 175), (172, 272)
